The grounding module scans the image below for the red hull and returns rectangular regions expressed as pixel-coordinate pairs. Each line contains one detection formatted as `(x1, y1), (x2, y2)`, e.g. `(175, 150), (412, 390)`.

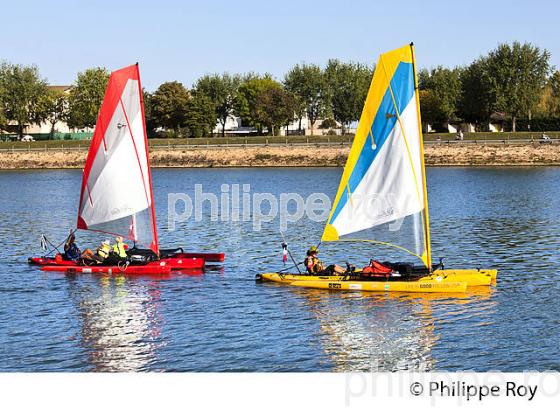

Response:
(34, 256), (205, 274)
(172, 252), (225, 263)
(41, 264), (172, 275)
(29, 253), (221, 266)
(162, 257), (205, 270)
(29, 257), (75, 266)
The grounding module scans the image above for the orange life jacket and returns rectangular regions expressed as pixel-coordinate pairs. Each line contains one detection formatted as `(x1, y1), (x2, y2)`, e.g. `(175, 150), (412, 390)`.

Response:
(362, 260), (393, 277)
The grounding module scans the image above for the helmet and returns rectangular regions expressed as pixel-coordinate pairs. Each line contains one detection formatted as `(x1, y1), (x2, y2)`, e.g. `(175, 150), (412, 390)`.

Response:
(308, 246), (319, 254)
(102, 240), (110, 246)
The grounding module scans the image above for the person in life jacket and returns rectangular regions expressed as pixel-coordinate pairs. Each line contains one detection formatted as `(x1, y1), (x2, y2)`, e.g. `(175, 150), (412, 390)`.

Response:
(97, 240), (111, 260)
(304, 246), (346, 275)
(63, 233), (81, 261)
(81, 240), (111, 264)
(112, 236), (127, 259)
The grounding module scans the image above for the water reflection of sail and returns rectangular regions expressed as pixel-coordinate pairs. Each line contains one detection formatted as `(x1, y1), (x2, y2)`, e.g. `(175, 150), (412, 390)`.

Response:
(67, 275), (164, 372)
(296, 288), (494, 371)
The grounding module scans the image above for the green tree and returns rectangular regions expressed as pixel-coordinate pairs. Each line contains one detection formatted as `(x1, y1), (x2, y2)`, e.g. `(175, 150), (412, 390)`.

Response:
(484, 42), (551, 132)
(0, 62), (48, 138)
(544, 71), (560, 116)
(291, 94), (306, 134)
(142, 89), (157, 137)
(184, 93), (217, 137)
(0, 108), (5, 131)
(195, 73), (241, 137)
(0, 85), (6, 131)
(236, 74), (280, 132)
(324, 60), (372, 134)
(67, 67), (109, 129)
(151, 81), (190, 135)
(319, 117), (337, 129)
(38, 88), (68, 139)
(284, 64), (325, 135)
(254, 86), (295, 136)
(458, 58), (494, 129)
(418, 89), (441, 131)
(417, 66), (463, 126)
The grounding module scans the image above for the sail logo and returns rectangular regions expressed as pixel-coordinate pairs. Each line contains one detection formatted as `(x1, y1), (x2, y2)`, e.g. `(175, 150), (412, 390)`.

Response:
(345, 192), (406, 231)
(110, 206), (133, 217)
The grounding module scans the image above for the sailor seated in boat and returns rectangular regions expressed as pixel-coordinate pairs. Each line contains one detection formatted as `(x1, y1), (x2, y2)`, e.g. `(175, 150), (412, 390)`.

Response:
(104, 236), (128, 264)
(304, 246), (345, 275)
(81, 240), (111, 264)
(63, 233), (81, 261)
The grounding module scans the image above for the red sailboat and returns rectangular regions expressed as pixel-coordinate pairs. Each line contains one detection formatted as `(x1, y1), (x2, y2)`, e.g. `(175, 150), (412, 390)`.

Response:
(29, 64), (224, 274)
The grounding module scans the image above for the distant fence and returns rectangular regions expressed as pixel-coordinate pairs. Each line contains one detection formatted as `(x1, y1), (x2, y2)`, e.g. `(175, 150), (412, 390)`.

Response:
(3, 131), (560, 145)
(0, 137), (558, 153)
(0, 132), (93, 142)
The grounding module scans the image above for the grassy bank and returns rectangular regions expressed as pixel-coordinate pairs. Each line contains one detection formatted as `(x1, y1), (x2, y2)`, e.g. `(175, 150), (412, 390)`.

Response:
(1, 131), (560, 151)
(1, 143), (560, 169)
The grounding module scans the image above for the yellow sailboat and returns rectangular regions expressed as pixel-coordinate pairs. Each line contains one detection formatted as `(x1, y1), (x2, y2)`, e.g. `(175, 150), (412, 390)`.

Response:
(258, 44), (497, 293)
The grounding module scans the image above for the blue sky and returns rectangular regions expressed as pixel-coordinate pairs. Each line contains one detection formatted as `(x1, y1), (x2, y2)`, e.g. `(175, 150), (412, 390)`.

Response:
(1, 0), (558, 90)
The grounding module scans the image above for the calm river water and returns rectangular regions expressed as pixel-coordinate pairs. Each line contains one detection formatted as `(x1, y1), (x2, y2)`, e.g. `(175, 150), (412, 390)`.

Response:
(0, 167), (558, 372)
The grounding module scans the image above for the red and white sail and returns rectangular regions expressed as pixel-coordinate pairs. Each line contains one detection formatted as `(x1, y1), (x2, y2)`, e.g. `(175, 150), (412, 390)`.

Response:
(77, 64), (159, 254)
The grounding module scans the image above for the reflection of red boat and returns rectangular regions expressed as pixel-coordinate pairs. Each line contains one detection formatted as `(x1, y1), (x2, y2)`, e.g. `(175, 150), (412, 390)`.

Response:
(29, 64), (224, 275)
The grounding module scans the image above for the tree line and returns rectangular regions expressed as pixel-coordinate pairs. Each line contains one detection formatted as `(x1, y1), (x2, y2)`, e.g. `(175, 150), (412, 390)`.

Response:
(144, 60), (373, 137)
(418, 41), (557, 132)
(1, 41), (559, 139)
(0, 60), (372, 138)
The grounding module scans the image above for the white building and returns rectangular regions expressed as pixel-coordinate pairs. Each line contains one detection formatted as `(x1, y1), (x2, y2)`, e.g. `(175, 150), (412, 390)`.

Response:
(4, 85), (93, 138)
(212, 115), (356, 136)
(25, 85), (86, 134)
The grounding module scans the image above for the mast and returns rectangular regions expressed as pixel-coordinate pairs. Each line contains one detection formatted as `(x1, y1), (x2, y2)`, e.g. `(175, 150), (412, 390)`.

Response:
(136, 63), (159, 256)
(410, 42), (432, 270)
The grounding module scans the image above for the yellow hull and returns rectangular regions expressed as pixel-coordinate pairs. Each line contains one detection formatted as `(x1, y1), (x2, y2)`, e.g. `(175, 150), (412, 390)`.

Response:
(257, 268), (497, 293)
(435, 269), (496, 286)
(259, 268), (495, 288)
(289, 277), (467, 293)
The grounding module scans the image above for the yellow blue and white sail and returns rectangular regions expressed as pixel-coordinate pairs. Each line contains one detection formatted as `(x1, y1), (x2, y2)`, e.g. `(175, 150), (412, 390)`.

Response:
(322, 44), (432, 268)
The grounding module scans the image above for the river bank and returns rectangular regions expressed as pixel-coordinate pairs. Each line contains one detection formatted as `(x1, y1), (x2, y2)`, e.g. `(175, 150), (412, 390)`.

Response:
(1, 143), (559, 169)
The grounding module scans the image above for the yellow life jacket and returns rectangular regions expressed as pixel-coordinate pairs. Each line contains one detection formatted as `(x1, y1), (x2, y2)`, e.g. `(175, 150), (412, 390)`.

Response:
(97, 243), (111, 258)
(113, 242), (127, 258)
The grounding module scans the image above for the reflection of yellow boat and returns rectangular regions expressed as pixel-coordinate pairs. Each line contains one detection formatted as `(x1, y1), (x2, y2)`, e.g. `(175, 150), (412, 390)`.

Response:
(291, 280), (495, 370)
(260, 44), (497, 294)
(285, 281), (495, 371)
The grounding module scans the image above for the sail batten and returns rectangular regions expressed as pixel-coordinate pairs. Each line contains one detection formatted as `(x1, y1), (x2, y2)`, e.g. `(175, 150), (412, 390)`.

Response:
(77, 64), (159, 254)
(322, 44), (431, 267)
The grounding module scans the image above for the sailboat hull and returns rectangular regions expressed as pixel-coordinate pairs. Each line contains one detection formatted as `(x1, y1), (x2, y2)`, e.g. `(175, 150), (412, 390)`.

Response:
(437, 269), (497, 283)
(171, 252), (225, 263)
(36, 256), (205, 274)
(41, 263), (172, 275)
(257, 268), (496, 292)
(290, 278), (467, 293)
